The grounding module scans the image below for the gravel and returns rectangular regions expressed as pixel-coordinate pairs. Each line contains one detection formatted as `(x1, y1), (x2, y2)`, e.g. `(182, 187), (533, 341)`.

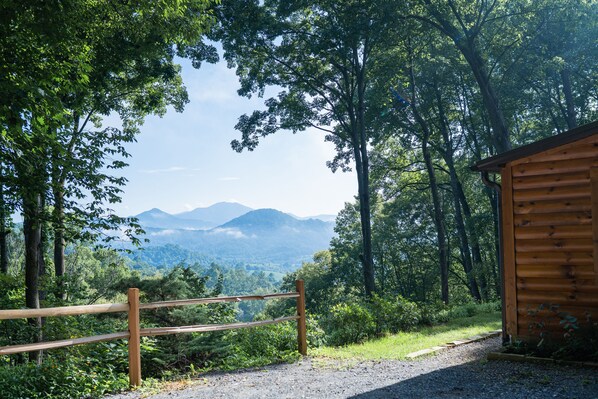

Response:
(107, 337), (598, 399)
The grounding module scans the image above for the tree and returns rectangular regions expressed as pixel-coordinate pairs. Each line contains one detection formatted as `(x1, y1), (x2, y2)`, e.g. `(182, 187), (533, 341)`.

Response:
(509, 0), (598, 133)
(407, 0), (530, 153)
(46, 0), (217, 298)
(213, 0), (401, 296)
(0, 0), (217, 359)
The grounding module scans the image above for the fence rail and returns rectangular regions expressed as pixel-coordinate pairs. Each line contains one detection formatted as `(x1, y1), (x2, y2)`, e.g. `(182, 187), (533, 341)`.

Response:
(0, 280), (307, 387)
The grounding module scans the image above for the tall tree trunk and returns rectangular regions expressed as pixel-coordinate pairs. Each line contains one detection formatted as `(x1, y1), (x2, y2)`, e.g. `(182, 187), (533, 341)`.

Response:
(23, 193), (43, 364)
(470, 127), (501, 297)
(456, 181), (488, 299)
(435, 87), (481, 301)
(0, 166), (8, 274)
(408, 58), (449, 303)
(560, 68), (577, 129)
(458, 45), (511, 154)
(0, 226), (7, 275)
(447, 166), (482, 301)
(52, 177), (66, 300)
(354, 50), (376, 298)
(420, 2), (511, 153)
(421, 135), (450, 304)
(52, 113), (79, 300)
(353, 136), (376, 297)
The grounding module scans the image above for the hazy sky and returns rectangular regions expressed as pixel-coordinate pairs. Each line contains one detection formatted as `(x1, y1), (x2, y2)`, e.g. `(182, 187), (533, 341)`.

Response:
(106, 57), (357, 218)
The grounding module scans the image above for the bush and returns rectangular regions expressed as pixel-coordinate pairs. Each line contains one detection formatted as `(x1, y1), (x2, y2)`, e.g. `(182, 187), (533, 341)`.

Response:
(370, 295), (421, 333)
(324, 301), (376, 346)
(0, 352), (129, 399)
(525, 304), (598, 361)
(221, 315), (325, 369)
(418, 301), (501, 325)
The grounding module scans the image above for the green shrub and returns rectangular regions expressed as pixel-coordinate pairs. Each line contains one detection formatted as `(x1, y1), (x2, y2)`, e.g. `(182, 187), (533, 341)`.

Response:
(324, 301), (376, 346)
(0, 353), (128, 399)
(370, 295), (420, 333)
(221, 315), (324, 369)
(526, 304), (598, 361)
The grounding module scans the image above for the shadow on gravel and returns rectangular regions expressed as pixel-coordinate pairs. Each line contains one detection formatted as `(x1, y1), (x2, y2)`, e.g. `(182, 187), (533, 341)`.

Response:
(346, 359), (598, 399)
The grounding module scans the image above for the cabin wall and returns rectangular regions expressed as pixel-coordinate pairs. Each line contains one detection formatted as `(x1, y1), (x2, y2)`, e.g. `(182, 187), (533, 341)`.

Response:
(503, 135), (598, 342)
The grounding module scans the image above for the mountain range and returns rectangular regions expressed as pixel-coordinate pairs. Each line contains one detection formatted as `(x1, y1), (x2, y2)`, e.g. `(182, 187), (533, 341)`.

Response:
(135, 202), (253, 230)
(128, 203), (336, 270)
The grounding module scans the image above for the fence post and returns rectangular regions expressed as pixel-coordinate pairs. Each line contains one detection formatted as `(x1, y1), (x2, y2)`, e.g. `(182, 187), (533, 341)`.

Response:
(127, 288), (142, 387)
(295, 280), (307, 355)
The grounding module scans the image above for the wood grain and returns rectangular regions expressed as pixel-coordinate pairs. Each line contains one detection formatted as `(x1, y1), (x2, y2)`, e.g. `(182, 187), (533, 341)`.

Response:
(0, 332), (129, 355)
(0, 302), (128, 321)
(501, 165), (518, 337)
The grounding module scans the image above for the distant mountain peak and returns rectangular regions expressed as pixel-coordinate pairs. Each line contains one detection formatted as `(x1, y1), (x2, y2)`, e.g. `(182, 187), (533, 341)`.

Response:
(219, 208), (328, 231)
(137, 208), (170, 217)
(177, 202), (253, 225)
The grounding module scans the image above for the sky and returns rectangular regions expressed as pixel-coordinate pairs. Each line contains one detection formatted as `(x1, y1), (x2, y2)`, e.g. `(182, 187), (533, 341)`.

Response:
(104, 56), (357, 218)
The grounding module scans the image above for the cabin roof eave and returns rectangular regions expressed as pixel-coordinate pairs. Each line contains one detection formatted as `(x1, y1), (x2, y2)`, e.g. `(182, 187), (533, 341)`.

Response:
(471, 120), (598, 173)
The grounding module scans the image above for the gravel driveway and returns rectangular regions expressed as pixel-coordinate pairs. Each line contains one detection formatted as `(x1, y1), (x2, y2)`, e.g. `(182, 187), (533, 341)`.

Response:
(108, 337), (598, 399)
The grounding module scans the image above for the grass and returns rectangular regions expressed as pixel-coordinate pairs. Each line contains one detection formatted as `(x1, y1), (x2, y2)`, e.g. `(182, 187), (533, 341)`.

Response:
(313, 311), (501, 360)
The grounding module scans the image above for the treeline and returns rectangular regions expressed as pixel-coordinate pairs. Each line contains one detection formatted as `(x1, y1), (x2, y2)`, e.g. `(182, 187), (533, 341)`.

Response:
(210, 0), (597, 303)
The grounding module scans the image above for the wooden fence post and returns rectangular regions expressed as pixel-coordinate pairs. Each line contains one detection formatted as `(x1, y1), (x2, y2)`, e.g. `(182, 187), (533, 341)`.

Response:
(295, 280), (307, 355)
(128, 288), (142, 387)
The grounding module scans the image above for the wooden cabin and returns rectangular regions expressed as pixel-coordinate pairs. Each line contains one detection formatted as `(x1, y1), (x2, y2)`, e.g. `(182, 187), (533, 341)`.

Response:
(473, 121), (598, 343)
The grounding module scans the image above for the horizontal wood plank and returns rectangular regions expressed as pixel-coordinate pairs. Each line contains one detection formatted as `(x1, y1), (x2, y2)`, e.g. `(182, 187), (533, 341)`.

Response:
(512, 157), (597, 177)
(517, 278), (598, 293)
(141, 316), (300, 337)
(513, 171), (589, 190)
(517, 310), (598, 331)
(517, 305), (596, 318)
(514, 225), (592, 240)
(517, 291), (598, 306)
(513, 185), (590, 202)
(516, 252), (593, 265)
(513, 198), (591, 215)
(514, 211), (592, 227)
(0, 332), (129, 355)
(517, 264), (594, 279)
(140, 292), (299, 310)
(515, 238), (593, 253)
(0, 302), (129, 321)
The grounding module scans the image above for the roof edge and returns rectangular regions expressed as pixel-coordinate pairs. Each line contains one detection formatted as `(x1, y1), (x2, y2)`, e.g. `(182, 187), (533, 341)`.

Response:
(471, 120), (598, 173)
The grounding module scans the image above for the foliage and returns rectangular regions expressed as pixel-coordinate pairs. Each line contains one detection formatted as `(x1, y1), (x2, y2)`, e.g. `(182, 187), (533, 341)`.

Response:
(222, 315), (324, 369)
(324, 300), (377, 346)
(522, 303), (598, 362)
(211, 0), (413, 297)
(323, 295), (501, 346)
(0, 355), (128, 399)
(370, 294), (421, 334)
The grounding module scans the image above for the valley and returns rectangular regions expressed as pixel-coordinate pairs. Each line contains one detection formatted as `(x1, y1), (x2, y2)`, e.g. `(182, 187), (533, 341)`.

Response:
(127, 202), (336, 272)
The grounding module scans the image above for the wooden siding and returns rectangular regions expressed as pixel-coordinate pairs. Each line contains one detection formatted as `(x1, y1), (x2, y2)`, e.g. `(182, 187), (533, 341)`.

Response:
(507, 134), (598, 341)
(501, 166), (517, 336)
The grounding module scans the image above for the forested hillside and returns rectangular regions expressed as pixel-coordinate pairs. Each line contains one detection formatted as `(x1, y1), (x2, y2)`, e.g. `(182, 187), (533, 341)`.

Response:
(0, 0), (597, 398)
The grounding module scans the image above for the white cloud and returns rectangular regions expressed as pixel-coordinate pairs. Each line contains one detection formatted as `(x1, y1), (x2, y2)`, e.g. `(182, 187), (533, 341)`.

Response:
(150, 229), (177, 236)
(210, 227), (247, 239)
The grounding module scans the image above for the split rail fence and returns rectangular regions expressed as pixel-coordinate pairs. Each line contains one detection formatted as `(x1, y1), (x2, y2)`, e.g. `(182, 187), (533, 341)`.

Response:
(0, 280), (307, 386)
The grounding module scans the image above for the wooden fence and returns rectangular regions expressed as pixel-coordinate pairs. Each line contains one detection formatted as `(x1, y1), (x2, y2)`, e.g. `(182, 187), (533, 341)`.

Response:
(0, 280), (307, 386)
